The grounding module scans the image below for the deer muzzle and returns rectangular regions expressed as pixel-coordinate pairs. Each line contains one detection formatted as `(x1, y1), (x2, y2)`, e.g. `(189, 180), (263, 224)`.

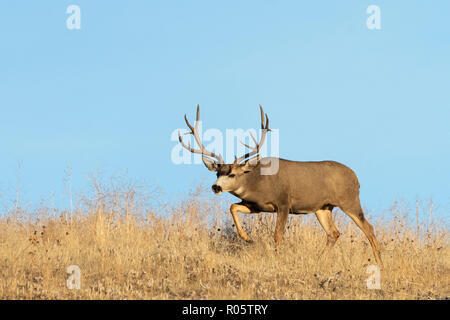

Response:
(212, 184), (223, 194)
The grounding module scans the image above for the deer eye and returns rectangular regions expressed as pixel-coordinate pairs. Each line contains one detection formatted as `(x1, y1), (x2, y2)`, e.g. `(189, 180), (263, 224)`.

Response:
(244, 170), (251, 174)
(229, 174), (235, 178)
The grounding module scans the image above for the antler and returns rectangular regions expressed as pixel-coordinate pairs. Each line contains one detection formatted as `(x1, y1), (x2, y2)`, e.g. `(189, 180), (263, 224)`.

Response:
(234, 105), (271, 164)
(178, 105), (224, 164)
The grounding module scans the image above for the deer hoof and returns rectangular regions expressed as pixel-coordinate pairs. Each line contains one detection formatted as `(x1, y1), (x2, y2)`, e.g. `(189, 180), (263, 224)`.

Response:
(238, 232), (252, 242)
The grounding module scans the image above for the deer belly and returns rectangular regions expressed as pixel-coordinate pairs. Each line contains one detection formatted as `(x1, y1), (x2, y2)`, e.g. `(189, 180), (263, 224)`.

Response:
(290, 209), (312, 215)
(290, 204), (317, 214)
(257, 203), (276, 212)
(244, 201), (276, 212)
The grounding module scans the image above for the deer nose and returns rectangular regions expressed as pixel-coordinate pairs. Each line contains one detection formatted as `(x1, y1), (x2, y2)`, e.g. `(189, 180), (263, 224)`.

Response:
(212, 184), (222, 194)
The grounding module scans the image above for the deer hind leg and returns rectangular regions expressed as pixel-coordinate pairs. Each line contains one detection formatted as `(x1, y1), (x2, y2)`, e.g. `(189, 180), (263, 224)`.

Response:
(340, 203), (384, 270)
(315, 209), (340, 253)
(230, 203), (255, 242)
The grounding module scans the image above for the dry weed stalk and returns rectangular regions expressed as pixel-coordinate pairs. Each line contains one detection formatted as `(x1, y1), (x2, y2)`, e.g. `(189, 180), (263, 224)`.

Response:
(0, 177), (448, 299)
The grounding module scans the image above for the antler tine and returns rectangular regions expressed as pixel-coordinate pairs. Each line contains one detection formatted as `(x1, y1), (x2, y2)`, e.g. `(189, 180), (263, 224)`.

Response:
(259, 104), (271, 131)
(183, 105), (200, 134)
(240, 131), (258, 151)
(259, 105), (265, 129)
(184, 114), (195, 133)
(179, 105), (224, 164)
(235, 105), (271, 164)
(178, 131), (195, 153)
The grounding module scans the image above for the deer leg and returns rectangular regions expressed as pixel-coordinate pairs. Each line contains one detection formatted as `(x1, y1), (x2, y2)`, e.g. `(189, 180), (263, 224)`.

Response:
(274, 205), (290, 246)
(315, 209), (340, 254)
(341, 204), (384, 270)
(230, 203), (254, 242)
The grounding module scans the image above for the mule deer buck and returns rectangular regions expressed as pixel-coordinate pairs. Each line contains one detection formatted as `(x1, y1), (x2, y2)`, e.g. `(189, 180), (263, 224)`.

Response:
(178, 105), (383, 269)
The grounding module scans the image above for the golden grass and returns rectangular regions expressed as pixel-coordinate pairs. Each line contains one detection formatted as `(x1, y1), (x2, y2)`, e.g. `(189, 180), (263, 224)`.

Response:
(0, 180), (448, 300)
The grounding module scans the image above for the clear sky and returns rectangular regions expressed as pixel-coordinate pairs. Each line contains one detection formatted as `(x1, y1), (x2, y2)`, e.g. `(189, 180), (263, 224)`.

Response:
(0, 1), (449, 215)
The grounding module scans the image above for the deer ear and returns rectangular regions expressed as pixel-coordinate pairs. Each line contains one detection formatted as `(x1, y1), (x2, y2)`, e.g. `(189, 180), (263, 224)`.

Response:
(202, 156), (219, 172)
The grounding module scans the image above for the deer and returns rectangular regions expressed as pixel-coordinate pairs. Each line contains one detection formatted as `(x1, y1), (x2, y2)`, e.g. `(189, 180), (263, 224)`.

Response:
(178, 105), (384, 270)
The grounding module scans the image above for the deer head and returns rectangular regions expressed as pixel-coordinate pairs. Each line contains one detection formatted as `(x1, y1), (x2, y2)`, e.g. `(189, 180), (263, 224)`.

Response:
(178, 105), (271, 195)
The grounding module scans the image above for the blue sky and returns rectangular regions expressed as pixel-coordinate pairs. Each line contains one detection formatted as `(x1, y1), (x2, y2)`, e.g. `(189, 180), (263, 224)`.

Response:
(0, 1), (449, 215)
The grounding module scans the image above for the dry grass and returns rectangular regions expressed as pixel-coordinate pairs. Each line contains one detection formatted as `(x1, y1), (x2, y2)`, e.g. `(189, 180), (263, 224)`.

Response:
(0, 178), (448, 300)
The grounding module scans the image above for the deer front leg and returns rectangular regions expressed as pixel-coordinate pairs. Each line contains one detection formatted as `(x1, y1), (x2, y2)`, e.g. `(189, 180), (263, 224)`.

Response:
(274, 204), (290, 246)
(230, 203), (253, 242)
